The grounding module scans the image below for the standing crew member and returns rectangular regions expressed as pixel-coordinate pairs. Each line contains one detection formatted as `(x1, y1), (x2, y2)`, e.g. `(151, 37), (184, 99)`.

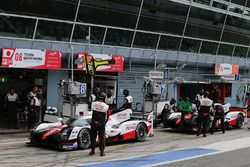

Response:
(210, 104), (225, 134)
(27, 86), (41, 130)
(5, 88), (19, 128)
(211, 84), (221, 103)
(120, 89), (133, 109)
(105, 90), (116, 109)
(196, 91), (213, 137)
(88, 87), (101, 110)
(89, 92), (109, 156)
(178, 97), (192, 131)
(195, 89), (204, 107)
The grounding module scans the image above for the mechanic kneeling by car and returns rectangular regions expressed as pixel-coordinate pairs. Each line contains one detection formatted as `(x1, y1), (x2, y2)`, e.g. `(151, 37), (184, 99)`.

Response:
(89, 92), (109, 156)
(210, 104), (225, 134)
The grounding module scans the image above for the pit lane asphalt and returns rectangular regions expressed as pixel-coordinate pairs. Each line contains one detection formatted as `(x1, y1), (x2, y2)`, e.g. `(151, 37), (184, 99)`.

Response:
(0, 126), (250, 167)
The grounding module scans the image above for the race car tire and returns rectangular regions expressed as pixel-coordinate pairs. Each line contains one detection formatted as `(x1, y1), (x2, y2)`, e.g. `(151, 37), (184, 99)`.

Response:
(191, 116), (198, 131)
(136, 123), (147, 142)
(235, 114), (244, 128)
(77, 129), (91, 149)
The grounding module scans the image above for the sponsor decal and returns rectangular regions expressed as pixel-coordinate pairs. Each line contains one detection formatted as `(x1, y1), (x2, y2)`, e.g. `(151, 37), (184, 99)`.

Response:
(126, 126), (136, 131)
(67, 142), (78, 149)
(117, 113), (127, 118)
(93, 104), (105, 111)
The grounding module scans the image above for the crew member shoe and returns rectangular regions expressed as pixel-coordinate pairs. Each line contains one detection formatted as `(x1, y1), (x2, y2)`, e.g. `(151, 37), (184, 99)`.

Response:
(89, 149), (95, 155)
(100, 150), (106, 156)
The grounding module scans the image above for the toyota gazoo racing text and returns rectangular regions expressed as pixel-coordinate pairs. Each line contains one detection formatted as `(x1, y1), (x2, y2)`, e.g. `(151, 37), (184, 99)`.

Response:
(27, 109), (153, 150)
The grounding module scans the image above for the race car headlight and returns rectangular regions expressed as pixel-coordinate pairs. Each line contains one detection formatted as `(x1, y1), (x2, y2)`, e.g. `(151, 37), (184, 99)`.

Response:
(60, 129), (69, 140)
(111, 125), (119, 129)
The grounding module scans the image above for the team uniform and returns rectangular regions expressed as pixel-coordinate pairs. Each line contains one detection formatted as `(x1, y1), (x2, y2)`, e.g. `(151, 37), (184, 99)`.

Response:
(105, 96), (116, 109)
(27, 91), (41, 129)
(211, 104), (225, 134)
(197, 97), (213, 137)
(122, 95), (133, 109)
(5, 93), (18, 128)
(90, 101), (109, 155)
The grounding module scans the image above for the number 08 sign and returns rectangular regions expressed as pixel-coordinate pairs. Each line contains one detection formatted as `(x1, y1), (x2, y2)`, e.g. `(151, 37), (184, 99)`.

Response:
(1, 48), (62, 69)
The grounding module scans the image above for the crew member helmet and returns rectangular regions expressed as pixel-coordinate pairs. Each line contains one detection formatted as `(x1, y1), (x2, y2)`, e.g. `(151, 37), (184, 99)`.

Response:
(203, 91), (209, 98)
(107, 90), (112, 98)
(170, 98), (176, 105)
(199, 89), (204, 96)
(93, 87), (101, 96)
(97, 92), (106, 101)
(123, 89), (129, 96)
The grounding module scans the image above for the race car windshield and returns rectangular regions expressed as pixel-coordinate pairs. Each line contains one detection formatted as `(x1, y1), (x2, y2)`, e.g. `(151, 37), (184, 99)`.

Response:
(66, 117), (87, 127)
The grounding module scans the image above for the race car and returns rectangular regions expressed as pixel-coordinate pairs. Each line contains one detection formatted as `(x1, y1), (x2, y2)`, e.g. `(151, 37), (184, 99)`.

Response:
(162, 103), (198, 131)
(163, 102), (246, 132)
(27, 109), (153, 150)
(212, 103), (246, 129)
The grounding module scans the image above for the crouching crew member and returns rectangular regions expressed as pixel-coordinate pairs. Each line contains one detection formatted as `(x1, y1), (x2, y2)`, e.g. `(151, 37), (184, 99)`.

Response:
(89, 92), (109, 156)
(211, 104), (225, 134)
(196, 91), (213, 137)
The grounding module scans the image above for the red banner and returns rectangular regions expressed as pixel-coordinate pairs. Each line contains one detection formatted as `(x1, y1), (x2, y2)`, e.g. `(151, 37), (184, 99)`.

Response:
(1, 48), (62, 69)
(77, 53), (124, 72)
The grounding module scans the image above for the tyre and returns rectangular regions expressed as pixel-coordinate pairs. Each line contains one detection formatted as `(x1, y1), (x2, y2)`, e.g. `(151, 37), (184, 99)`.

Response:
(235, 114), (244, 128)
(191, 116), (198, 131)
(77, 129), (91, 149)
(136, 123), (147, 142)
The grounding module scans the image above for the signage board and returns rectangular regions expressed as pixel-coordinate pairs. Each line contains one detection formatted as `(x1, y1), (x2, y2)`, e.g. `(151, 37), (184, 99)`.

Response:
(1, 48), (62, 69)
(149, 71), (164, 79)
(222, 74), (240, 81)
(77, 53), (124, 72)
(215, 63), (239, 75)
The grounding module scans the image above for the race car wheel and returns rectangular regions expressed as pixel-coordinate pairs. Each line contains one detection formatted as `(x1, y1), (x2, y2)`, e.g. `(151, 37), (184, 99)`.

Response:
(236, 114), (244, 128)
(136, 123), (147, 142)
(78, 129), (91, 149)
(191, 117), (198, 131)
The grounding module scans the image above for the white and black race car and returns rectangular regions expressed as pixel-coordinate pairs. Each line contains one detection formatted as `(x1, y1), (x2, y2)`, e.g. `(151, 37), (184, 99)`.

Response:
(27, 109), (153, 150)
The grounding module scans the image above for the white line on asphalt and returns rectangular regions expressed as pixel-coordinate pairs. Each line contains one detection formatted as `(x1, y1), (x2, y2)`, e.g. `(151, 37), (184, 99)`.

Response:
(81, 136), (250, 167)
(144, 151), (221, 167)
(0, 140), (28, 145)
(145, 136), (250, 167)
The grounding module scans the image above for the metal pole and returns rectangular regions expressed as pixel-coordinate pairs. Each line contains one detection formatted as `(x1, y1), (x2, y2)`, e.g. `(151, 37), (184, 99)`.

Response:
(71, 45), (74, 82)
(87, 26), (94, 94)
(154, 53), (157, 71)
(129, 0), (144, 71)
(154, 34), (161, 71)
